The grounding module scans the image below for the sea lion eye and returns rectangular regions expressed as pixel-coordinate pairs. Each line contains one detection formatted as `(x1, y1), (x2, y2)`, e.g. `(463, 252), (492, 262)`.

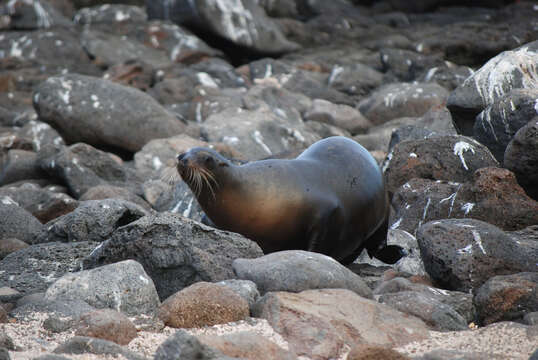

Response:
(205, 156), (214, 165)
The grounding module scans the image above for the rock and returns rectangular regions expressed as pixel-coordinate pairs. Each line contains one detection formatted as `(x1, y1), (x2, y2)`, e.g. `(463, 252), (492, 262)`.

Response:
(417, 349), (505, 360)
(347, 344), (410, 360)
(80, 185), (151, 210)
(158, 282), (249, 328)
(473, 89), (538, 162)
(303, 99), (372, 134)
(378, 291), (468, 331)
(37, 143), (144, 198)
(474, 272), (538, 326)
(80, 25), (172, 69)
(197, 331), (297, 360)
(387, 230), (426, 276)
(11, 298), (95, 321)
(380, 48), (442, 82)
(202, 105), (319, 160)
(0, 29), (100, 75)
(152, 180), (206, 222)
(216, 280), (259, 309)
(82, 212), (263, 300)
(0, 306), (6, 323)
(0, 149), (48, 185)
(35, 199), (149, 243)
(147, 0), (300, 54)
(1, 0), (73, 30)
(358, 82), (449, 126)
(0, 287), (23, 304)
(327, 63), (384, 99)
(0, 182), (78, 223)
(232, 250), (373, 298)
(45, 259), (160, 316)
(374, 277), (475, 324)
(523, 312), (538, 326)
(0, 348), (9, 360)
(33, 74), (185, 152)
(418, 61), (474, 91)
(133, 133), (208, 179)
(353, 116), (417, 153)
(16, 118), (66, 151)
(504, 117), (538, 200)
(73, 4), (147, 24)
(0, 238), (28, 260)
(390, 167), (538, 235)
(53, 336), (145, 360)
(0, 198), (44, 244)
(417, 219), (538, 292)
(103, 59), (154, 91)
(75, 308), (138, 345)
(43, 316), (75, 333)
(383, 135), (498, 197)
(253, 288), (429, 359)
(154, 330), (235, 360)
(447, 40), (538, 136)
(0, 334), (14, 351)
(34, 355), (71, 360)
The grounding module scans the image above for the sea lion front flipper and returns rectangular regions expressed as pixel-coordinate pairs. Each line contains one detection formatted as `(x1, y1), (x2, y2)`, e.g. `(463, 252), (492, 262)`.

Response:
(372, 245), (407, 264)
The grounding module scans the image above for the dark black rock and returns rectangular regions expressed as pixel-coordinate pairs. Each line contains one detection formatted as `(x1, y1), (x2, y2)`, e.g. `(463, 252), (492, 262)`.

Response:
(74, 4), (147, 24)
(35, 199), (149, 244)
(0, 149), (48, 186)
(154, 329), (235, 360)
(383, 135), (498, 197)
(473, 89), (538, 163)
(37, 143), (144, 199)
(0, 347), (9, 360)
(10, 298), (95, 321)
(504, 117), (538, 200)
(1, 0), (73, 30)
(0, 241), (98, 295)
(82, 212), (263, 300)
(417, 219), (538, 293)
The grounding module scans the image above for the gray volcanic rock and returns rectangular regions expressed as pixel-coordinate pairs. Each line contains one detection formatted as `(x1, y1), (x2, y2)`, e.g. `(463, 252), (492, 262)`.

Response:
(74, 308), (138, 345)
(383, 135), (498, 197)
(82, 212), (263, 300)
(447, 40), (538, 136)
(327, 63), (384, 99)
(17, 120), (65, 152)
(473, 89), (538, 163)
(0, 197), (43, 243)
(33, 74), (185, 152)
(0, 29), (99, 75)
(1, 0), (73, 29)
(80, 185), (151, 210)
(0, 238), (29, 260)
(0, 241), (98, 295)
(374, 277), (475, 324)
(358, 82), (449, 126)
(35, 199), (149, 244)
(417, 219), (538, 293)
(303, 99), (372, 135)
(0, 182), (78, 223)
(0, 149), (47, 185)
(45, 259), (160, 316)
(37, 143), (144, 198)
(378, 291), (468, 331)
(155, 330), (236, 360)
(474, 272), (538, 326)
(216, 280), (259, 309)
(10, 297), (95, 322)
(54, 336), (146, 360)
(504, 118), (538, 200)
(147, 0), (300, 54)
(233, 250), (373, 298)
(202, 105), (319, 160)
(74, 4), (147, 24)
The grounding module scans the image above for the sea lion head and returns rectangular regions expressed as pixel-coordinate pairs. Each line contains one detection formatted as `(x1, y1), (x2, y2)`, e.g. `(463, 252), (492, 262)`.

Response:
(176, 147), (231, 199)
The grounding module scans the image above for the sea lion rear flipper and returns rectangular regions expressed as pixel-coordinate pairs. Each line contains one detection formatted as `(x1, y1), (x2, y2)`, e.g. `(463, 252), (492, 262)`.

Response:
(306, 204), (342, 255)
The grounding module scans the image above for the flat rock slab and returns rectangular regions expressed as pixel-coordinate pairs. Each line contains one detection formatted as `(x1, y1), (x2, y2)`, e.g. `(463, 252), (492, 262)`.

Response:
(253, 288), (429, 360)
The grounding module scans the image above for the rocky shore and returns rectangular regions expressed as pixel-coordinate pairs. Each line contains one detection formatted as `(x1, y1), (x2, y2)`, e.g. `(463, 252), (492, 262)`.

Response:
(1, 0), (537, 359)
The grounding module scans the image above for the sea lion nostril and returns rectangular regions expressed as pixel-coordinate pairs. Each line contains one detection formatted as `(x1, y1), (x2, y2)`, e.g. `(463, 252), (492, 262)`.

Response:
(177, 153), (186, 161)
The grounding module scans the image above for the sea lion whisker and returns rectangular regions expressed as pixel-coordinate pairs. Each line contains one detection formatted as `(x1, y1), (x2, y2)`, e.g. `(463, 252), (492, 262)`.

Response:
(199, 169), (217, 200)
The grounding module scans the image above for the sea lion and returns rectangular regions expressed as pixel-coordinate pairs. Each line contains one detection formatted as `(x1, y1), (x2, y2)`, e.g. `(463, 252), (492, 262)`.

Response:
(176, 136), (403, 264)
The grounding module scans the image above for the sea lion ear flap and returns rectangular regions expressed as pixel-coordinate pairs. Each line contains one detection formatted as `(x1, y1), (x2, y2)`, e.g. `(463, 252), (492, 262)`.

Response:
(219, 162), (229, 167)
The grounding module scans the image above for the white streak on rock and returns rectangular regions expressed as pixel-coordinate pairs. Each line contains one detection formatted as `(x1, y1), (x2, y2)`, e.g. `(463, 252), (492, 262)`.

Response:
(471, 230), (486, 255)
(461, 202), (474, 215)
(196, 72), (218, 88)
(182, 197), (194, 218)
(457, 244), (473, 255)
(453, 141), (475, 170)
(252, 130), (272, 155)
(328, 66), (344, 85)
(390, 218), (402, 230)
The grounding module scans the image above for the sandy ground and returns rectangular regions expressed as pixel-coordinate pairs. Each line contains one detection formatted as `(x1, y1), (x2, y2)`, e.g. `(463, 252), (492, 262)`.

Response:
(2, 313), (537, 360)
